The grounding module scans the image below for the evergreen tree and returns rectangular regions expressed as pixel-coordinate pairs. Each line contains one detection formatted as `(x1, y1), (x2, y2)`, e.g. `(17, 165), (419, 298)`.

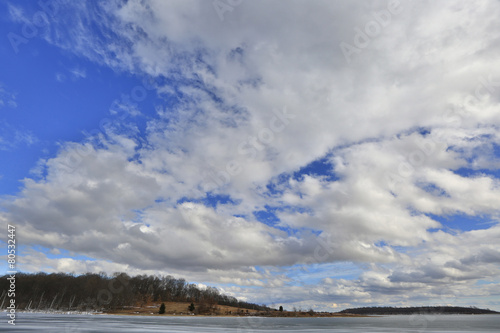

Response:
(279, 305), (283, 312)
(188, 302), (195, 312)
(159, 303), (166, 314)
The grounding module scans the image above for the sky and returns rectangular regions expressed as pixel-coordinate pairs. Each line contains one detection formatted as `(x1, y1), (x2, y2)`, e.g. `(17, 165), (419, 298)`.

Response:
(0, 0), (500, 312)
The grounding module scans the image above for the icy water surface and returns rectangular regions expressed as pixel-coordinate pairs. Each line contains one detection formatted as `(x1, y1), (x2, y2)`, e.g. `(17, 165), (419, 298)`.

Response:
(1, 313), (499, 332)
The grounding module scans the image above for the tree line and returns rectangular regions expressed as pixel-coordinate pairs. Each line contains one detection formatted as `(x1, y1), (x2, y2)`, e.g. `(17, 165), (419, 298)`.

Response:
(339, 306), (499, 315)
(0, 272), (270, 313)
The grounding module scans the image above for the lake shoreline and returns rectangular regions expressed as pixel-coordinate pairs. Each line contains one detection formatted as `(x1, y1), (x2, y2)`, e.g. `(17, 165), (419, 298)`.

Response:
(9, 307), (498, 318)
(4, 313), (500, 332)
(9, 309), (368, 318)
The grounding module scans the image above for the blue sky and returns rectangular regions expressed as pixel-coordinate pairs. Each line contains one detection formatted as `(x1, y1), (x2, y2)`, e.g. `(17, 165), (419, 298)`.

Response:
(1, 0), (500, 312)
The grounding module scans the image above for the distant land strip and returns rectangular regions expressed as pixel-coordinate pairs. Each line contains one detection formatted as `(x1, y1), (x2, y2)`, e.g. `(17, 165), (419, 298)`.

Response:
(339, 306), (500, 315)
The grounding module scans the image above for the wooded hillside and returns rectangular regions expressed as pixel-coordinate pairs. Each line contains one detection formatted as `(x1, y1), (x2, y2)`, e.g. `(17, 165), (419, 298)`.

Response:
(0, 272), (270, 313)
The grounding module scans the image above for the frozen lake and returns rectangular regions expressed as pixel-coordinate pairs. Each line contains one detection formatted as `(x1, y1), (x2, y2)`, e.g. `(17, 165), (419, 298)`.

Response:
(2, 313), (500, 332)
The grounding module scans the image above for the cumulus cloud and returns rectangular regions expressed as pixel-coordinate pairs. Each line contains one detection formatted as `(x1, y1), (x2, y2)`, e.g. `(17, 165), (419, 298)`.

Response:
(2, 0), (500, 310)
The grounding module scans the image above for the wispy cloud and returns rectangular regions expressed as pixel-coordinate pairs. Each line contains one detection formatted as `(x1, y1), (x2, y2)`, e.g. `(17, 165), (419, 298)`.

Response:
(0, 84), (17, 109)
(55, 72), (66, 82)
(70, 67), (86, 80)
(0, 123), (37, 151)
(55, 67), (87, 82)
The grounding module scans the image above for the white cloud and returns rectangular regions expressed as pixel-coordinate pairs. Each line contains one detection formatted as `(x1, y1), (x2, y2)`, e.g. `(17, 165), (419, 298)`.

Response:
(0, 84), (17, 109)
(70, 67), (86, 80)
(0, 123), (37, 151)
(55, 72), (66, 82)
